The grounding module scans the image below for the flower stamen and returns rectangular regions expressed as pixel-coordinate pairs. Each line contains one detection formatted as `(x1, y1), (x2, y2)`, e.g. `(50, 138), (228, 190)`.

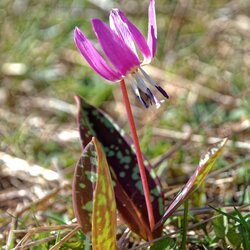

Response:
(135, 70), (161, 107)
(139, 67), (169, 99)
(130, 78), (149, 108)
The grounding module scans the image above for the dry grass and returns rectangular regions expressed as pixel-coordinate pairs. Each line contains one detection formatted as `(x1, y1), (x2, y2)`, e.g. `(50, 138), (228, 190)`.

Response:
(0, 0), (249, 249)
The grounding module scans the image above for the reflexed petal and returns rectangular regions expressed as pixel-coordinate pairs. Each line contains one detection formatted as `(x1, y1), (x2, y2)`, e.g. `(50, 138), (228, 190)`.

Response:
(110, 9), (151, 63)
(147, 0), (157, 58)
(92, 19), (141, 76)
(74, 27), (121, 81)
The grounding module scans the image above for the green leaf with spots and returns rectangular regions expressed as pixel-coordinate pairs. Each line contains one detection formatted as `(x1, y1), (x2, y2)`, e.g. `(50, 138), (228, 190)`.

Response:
(72, 139), (98, 235)
(75, 96), (164, 240)
(155, 138), (227, 229)
(92, 138), (117, 250)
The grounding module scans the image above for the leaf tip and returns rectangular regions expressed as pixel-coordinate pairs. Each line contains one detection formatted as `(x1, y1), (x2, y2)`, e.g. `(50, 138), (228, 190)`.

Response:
(92, 136), (97, 144)
(220, 137), (228, 147)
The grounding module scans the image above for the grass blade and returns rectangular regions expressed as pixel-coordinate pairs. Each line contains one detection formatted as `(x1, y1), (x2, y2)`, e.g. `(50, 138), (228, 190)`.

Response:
(180, 200), (189, 250)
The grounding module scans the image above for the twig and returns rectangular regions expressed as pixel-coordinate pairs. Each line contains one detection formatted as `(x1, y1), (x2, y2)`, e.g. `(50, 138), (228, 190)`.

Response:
(164, 0), (191, 53)
(6, 185), (70, 249)
(180, 200), (189, 250)
(151, 111), (249, 168)
(0, 189), (31, 203)
(151, 104), (227, 167)
(173, 204), (250, 216)
(10, 224), (78, 250)
(207, 156), (250, 179)
(117, 228), (131, 250)
(152, 131), (192, 167)
(146, 65), (241, 106)
(152, 128), (250, 150)
(49, 225), (81, 250)
(131, 204), (249, 250)
(12, 225), (78, 249)
(13, 234), (65, 250)
(16, 185), (69, 217)
(12, 224), (78, 235)
(131, 216), (221, 250)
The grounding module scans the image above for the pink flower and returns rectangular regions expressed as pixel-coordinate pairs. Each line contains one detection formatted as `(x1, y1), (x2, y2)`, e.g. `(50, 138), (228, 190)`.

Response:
(74, 0), (168, 108)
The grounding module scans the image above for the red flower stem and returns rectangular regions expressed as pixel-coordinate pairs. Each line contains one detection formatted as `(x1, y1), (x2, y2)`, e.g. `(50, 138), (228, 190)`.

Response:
(119, 79), (155, 231)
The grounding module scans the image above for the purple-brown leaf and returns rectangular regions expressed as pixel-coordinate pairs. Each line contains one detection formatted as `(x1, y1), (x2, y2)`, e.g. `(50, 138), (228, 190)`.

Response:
(155, 138), (228, 229)
(75, 96), (164, 240)
(72, 139), (97, 235)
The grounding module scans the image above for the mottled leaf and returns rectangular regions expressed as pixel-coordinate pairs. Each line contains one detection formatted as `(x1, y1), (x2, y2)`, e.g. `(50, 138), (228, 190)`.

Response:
(92, 138), (117, 250)
(75, 96), (164, 240)
(72, 139), (97, 235)
(155, 138), (227, 229)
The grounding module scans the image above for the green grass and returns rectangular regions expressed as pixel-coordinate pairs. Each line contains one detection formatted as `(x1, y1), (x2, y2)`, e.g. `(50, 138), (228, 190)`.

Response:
(0, 0), (249, 249)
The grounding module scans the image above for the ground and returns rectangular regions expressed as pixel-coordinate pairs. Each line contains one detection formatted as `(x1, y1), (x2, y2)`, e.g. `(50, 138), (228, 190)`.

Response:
(0, 0), (249, 249)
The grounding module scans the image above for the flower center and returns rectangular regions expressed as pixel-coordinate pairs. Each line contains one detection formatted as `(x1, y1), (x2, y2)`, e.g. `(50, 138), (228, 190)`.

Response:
(127, 67), (169, 109)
